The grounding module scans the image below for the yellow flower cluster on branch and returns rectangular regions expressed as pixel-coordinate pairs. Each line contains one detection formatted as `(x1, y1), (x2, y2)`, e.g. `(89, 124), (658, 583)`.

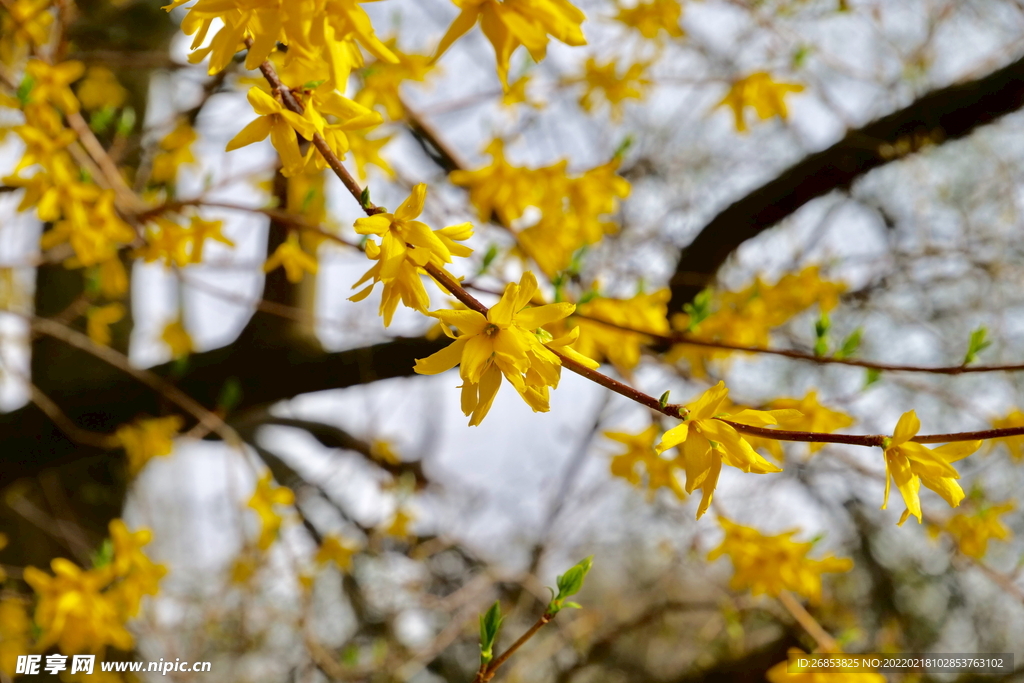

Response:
(114, 415), (184, 476)
(939, 501), (1014, 559)
(606, 424), (687, 499)
(0, 0), (53, 65)
(415, 272), (597, 425)
(670, 266), (845, 377)
(451, 140), (630, 275)
(355, 40), (436, 121)
(614, 0), (684, 40)
(434, 0), (587, 88)
(23, 520), (166, 655)
(570, 57), (651, 121)
(655, 382), (798, 518)
(567, 289), (670, 373)
(351, 183), (473, 326)
(746, 390), (855, 460)
(165, 0), (397, 84)
(708, 517), (853, 603)
(717, 71), (805, 132)
(248, 472), (295, 550)
(881, 411), (980, 525)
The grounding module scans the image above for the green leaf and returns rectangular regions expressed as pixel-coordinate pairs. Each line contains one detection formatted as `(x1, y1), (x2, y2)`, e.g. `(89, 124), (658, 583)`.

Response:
(682, 288), (713, 331)
(217, 377), (243, 414)
(834, 328), (861, 360)
(477, 244), (499, 275)
(479, 601), (503, 665)
(300, 187), (318, 214)
(91, 539), (114, 569)
(90, 106), (117, 134)
(864, 368), (881, 388)
(577, 289), (599, 305)
(547, 556), (593, 615)
(302, 79), (327, 90)
(813, 312), (831, 357)
(659, 391), (671, 409)
(613, 135), (634, 160)
(116, 106), (136, 137)
(964, 326), (992, 365)
(360, 186), (371, 209)
(16, 75), (34, 107)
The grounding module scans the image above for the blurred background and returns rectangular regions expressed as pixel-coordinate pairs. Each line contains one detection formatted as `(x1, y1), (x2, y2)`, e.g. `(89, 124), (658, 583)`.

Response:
(4, 0), (1024, 681)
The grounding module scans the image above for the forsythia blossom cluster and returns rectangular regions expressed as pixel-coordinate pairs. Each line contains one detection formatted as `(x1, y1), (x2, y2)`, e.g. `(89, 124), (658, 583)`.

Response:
(670, 267), (845, 377)
(451, 140), (630, 275)
(23, 521), (166, 655)
(350, 184), (474, 325)
(414, 272), (598, 425)
(708, 517), (853, 603)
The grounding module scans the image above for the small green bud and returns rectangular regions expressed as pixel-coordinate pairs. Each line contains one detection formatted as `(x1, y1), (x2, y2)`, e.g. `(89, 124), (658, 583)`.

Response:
(479, 601), (503, 665)
(964, 326), (991, 365)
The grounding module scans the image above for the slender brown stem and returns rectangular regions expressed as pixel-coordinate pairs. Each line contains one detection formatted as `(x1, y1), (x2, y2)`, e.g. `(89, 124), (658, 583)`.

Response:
(574, 313), (1024, 376)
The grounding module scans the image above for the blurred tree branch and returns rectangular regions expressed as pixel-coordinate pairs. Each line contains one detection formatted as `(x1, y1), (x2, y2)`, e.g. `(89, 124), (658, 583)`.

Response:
(667, 52), (1024, 314)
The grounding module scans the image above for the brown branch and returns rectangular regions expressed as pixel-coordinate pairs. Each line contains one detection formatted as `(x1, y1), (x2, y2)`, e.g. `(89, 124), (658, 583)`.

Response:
(668, 52), (1024, 314)
(29, 316), (239, 446)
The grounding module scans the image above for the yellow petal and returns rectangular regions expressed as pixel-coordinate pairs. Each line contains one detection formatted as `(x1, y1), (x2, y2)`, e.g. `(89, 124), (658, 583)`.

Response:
(892, 410), (920, 445)
(414, 337), (468, 375)
(226, 116), (272, 151)
(395, 183), (427, 222)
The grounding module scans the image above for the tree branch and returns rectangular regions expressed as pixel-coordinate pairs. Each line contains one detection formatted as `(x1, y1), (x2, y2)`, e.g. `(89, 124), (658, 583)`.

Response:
(668, 52), (1024, 314)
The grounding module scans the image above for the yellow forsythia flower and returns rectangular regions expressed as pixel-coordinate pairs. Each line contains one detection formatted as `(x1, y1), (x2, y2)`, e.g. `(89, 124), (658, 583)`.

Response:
(384, 508), (415, 540)
(316, 535), (360, 570)
(748, 390), (856, 459)
(717, 71), (804, 132)
(656, 382), (799, 518)
(150, 120), (197, 185)
(23, 559), (133, 653)
(115, 415), (183, 476)
(944, 502), (1014, 559)
(227, 88), (318, 177)
(107, 520), (167, 618)
(24, 59), (84, 114)
(76, 65), (128, 111)
(350, 183), (473, 326)
(881, 411), (980, 525)
(606, 424), (686, 499)
(989, 408), (1024, 460)
(264, 233), (318, 283)
(161, 318), (193, 358)
(415, 272), (597, 425)
(572, 57), (650, 121)
(86, 303), (125, 347)
(248, 473), (295, 550)
(0, 0), (53, 66)
(355, 40), (435, 121)
(347, 130), (395, 180)
(708, 518), (853, 603)
(615, 0), (684, 40)
(0, 598), (32, 677)
(569, 290), (670, 373)
(434, 0), (587, 88)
